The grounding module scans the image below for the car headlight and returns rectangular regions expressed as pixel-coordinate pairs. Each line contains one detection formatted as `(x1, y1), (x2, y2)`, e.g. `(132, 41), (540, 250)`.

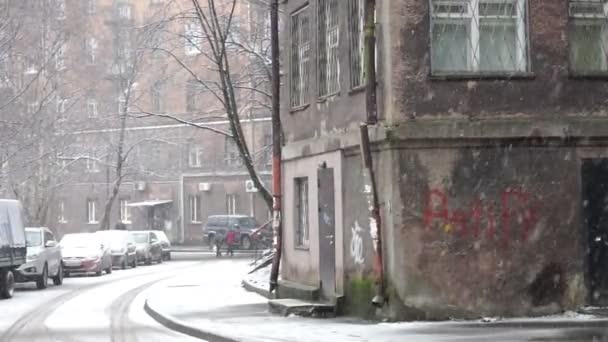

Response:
(27, 254), (39, 261)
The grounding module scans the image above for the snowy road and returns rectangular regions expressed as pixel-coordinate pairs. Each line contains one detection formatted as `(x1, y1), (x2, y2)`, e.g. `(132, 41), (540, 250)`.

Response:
(0, 254), (213, 342)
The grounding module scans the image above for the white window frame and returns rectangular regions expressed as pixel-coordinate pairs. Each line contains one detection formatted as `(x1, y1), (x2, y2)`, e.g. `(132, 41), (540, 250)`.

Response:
(118, 96), (127, 114)
(184, 21), (202, 56)
(87, 98), (98, 118)
(317, 0), (340, 97)
(87, 199), (98, 224)
(189, 195), (201, 223)
(290, 6), (311, 108)
(226, 194), (237, 215)
(86, 0), (96, 15)
(120, 199), (131, 224)
(27, 102), (38, 114)
(188, 144), (204, 168)
(430, 0), (528, 75)
(569, 0), (608, 74)
(118, 3), (132, 20)
(85, 156), (100, 173)
(86, 37), (98, 65)
(56, 42), (66, 70)
(58, 200), (67, 223)
(294, 177), (309, 248)
(56, 0), (66, 20)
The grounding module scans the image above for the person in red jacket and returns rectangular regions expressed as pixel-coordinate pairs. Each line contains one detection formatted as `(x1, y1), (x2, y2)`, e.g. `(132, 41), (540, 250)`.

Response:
(225, 224), (239, 257)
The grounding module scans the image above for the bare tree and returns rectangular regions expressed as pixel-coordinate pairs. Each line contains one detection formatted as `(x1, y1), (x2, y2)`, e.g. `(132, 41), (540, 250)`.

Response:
(140, 0), (273, 209)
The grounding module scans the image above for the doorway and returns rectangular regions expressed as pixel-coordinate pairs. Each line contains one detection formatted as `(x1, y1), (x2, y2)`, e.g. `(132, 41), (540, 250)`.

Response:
(318, 166), (336, 298)
(582, 159), (608, 305)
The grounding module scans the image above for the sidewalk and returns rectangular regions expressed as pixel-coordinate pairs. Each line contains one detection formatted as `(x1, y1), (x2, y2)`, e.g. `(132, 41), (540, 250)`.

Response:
(145, 260), (608, 342)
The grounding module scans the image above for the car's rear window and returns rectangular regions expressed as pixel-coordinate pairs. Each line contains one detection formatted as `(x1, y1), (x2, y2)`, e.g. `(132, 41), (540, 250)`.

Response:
(206, 216), (227, 226)
(238, 217), (257, 228)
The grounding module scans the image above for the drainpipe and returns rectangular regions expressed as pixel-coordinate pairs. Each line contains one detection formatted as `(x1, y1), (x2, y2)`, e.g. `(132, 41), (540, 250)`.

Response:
(360, 124), (385, 307)
(364, 0), (378, 124)
(269, 0), (282, 293)
(179, 174), (185, 244)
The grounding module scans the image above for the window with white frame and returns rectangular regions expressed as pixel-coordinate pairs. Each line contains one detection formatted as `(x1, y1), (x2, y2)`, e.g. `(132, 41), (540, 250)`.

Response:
(184, 20), (202, 56)
(56, 97), (67, 120)
(186, 79), (200, 112)
(188, 144), (204, 167)
(290, 6), (311, 108)
(85, 155), (99, 173)
(189, 195), (201, 223)
(56, 0), (66, 20)
(27, 102), (38, 114)
(318, 0), (340, 96)
(430, 0), (528, 75)
(120, 199), (131, 223)
(224, 137), (242, 166)
(569, 1), (608, 74)
(294, 177), (309, 247)
(118, 3), (131, 20)
(86, 0), (96, 15)
(86, 37), (98, 65)
(349, 0), (365, 88)
(226, 194), (237, 215)
(58, 200), (67, 223)
(87, 199), (97, 224)
(87, 98), (98, 118)
(118, 95), (127, 114)
(151, 81), (165, 112)
(56, 42), (66, 70)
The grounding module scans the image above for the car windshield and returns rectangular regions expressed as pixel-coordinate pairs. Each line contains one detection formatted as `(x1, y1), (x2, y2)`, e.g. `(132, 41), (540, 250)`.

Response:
(131, 233), (148, 244)
(238, 217), (257, 229)
(61, 234), (95, 248)
(25, 230), (42, 247)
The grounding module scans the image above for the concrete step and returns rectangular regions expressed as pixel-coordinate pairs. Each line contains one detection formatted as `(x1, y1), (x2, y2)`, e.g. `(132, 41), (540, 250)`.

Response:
(268, 298), (336, 318)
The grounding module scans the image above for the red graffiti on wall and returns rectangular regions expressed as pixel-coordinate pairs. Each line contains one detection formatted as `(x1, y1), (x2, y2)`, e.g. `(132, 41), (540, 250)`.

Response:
(423, 187), (540, 248)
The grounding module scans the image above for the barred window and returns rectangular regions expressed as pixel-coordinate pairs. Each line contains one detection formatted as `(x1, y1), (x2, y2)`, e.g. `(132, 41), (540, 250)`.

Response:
(294, 177), (309, 248)
(569, 1), (608, 75)
(349, 0), (365, 88)
(290, 7), (311, 108)
(430, 0), (528, 75)
(318, 0), (340, 96)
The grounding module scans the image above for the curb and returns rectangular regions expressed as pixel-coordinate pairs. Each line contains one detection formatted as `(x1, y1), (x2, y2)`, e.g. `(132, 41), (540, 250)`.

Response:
(144, 299), (239, 342)
(241, 278), (272, 299)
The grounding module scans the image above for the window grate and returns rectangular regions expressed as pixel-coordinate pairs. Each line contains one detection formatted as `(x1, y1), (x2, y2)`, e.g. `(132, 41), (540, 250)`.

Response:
(318, 0), (340, 96)
(569, 1), (608, 74)
(290, 7), (311, 108)
(349, 0), (365, 88)
(430, 0), (529, 75)
(295, 177), (309, 247)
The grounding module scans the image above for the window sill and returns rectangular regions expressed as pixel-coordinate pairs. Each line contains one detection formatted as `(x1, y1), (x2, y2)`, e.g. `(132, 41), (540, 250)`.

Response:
(121, 221), (132, 225)
(289, 104), (310, 113)
(429, 72), (535, 81)
(294, 245), (309, 251)
(191, 221), (202, 224)
(317, 92), (341, 103)
(569, 72), (608, 80)
(87, 221), (99, 225)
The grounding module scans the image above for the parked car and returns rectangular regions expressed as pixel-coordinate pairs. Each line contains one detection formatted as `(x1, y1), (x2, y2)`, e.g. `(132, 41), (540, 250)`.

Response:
(95, 230), (137, 269)
(203, 215), (269, 250)
(0, 200), (26, 299)
(16, 227), (63, 289)
(60, 233), (112, 277)
(129, 231), (163, 265)
(152, 230), (172, 261)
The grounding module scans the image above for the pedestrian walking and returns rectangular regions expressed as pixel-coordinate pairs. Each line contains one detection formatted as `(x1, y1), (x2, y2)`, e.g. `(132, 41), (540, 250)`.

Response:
(226, 224), (238, 257)
(214, 233), (224, 257)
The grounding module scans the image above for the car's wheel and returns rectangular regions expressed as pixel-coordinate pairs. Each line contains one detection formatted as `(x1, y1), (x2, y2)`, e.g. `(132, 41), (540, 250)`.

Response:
(64, 271), (70, 278)
(167, 252), (171, 261)
(207, 234), (215, 249)
(157, 254), (163, 264)
(0, 270), (15, 299)
(106, 263), (112, 274)
(241, 235), (252, 250)
(95, 264), (102, 277)
(121, 256), (128, 270)
(52, 263), (63, 286)
(145, 255), (152, 266)
(131, 257), (137, 268)
(36, 264), (48, 290)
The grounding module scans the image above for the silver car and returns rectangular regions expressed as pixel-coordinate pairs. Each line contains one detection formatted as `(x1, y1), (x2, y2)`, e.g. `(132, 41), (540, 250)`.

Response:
(95, 230), (137, 269)
(61, 233), (112, 277)
(16, 227), (63, 289)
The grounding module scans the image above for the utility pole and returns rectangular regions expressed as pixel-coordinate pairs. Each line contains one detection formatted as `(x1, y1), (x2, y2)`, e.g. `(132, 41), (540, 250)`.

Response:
(269, 0), (282, 293)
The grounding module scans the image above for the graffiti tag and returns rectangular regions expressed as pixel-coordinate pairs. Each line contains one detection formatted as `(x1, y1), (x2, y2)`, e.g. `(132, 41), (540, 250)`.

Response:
(350, 221), (365, 265)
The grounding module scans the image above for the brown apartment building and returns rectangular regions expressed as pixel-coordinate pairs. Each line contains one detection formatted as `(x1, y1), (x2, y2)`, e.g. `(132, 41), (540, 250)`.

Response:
(278, 0), (608, 320)
(0, 0), (272, 244)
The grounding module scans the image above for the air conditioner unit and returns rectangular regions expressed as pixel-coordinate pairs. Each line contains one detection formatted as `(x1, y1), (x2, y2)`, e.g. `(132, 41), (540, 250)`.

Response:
(198, 182), (211, 192)
(135, 181), (146, 191)
(245, 180), (258, 193)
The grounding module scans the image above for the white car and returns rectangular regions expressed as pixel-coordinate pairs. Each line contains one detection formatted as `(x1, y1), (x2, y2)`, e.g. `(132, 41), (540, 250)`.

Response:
(16, 227), (63, 289)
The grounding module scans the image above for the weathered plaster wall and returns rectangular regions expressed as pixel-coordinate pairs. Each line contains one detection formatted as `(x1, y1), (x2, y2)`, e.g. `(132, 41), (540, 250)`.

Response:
(386, 144), (586, 319)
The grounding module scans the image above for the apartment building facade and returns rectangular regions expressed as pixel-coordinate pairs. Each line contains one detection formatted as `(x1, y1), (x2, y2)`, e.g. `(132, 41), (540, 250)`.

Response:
(279, 0), (608, 319)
